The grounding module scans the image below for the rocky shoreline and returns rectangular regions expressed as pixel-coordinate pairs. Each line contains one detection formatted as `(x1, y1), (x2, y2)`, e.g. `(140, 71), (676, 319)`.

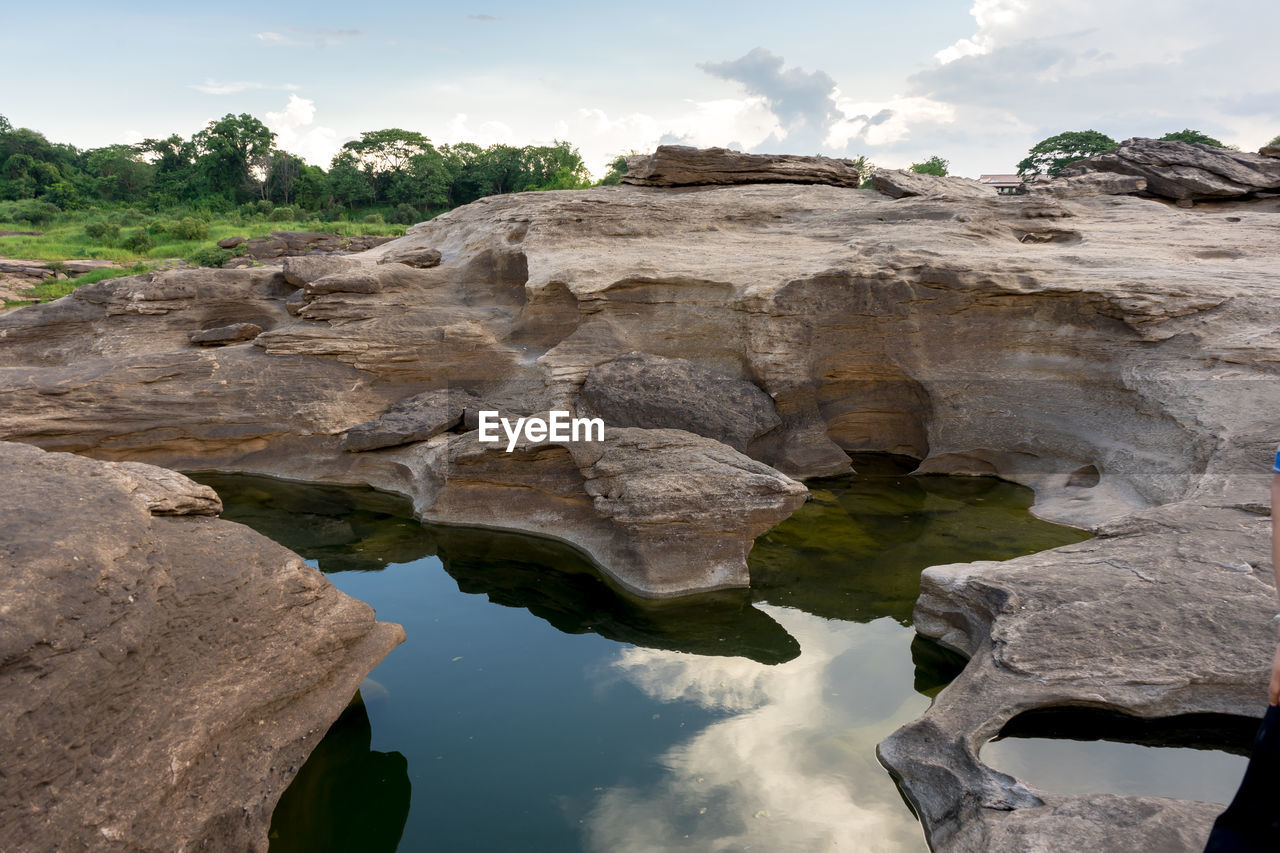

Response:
(2, 140), (1278, 850)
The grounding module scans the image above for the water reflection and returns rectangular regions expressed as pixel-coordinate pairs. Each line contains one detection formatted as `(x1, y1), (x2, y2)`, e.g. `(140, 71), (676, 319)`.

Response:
(584, 608), (931, 852)
(983, 707), (1256, 804)
(192, 462), (1094, 852)
(268, 693), (410, 853)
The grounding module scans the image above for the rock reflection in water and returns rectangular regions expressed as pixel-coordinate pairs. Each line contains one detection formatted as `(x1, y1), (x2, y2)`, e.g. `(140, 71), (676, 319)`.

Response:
(194, 464), (1090, 852)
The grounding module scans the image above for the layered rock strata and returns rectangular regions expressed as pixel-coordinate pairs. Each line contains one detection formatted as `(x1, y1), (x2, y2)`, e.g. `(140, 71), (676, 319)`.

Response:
(1, 156), (1279, 849)
(1063, 137), (1280, 200)
(0, 441), (404, 852)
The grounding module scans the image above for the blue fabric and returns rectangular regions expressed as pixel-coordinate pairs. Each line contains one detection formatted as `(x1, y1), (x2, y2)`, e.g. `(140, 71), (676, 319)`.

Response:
(1274, 443), (1280, 474)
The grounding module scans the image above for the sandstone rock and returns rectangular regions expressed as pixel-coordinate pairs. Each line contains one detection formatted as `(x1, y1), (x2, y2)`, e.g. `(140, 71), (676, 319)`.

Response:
(1, 160), (1280, 847)
(377, 246), (442, 269)
(342, 387), (477, 451)
(188, 322), (263, 345)
(871, 168), (993, 200)
(1027, 172), (1148, 198)
(217, 235), (246, 249)
(0, 441), (403, 852)
(1061, 137), (1280, 200)
(623, 145), (867, 188)
(430, 425), (810, 596)
(282, 254), (364, 287)
(581, 351), (780, 451)
(1261, 145), (1280, 159)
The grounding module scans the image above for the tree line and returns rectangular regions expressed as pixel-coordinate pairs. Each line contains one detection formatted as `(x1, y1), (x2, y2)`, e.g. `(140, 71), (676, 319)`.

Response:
(0, 112), (630, 223)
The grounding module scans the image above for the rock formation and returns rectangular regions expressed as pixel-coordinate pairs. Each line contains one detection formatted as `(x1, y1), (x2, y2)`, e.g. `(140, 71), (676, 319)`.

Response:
(623, 145), (867, 187)
(1062, 137), (1280, 200)
(1, 150), (1279, 849)
(0, 441), (404, 852)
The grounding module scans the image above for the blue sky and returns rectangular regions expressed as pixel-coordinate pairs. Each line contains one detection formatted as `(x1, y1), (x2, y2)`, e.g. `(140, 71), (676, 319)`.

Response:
(3, 0), (1277, 177)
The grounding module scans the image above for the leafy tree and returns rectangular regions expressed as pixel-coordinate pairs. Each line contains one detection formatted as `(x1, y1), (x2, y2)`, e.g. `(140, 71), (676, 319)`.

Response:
(909, 155), (949, 176)
(327, 151), (374, 208)
(1267, 134), (1280, 147)
(1016, 130), (1117, 177)
(191, 113), (276, 203)
(0, 114), (11, 134)
(85, 144), (154, 201)
(598, 154), (631, 186)
(1159, 129), (1225, 147)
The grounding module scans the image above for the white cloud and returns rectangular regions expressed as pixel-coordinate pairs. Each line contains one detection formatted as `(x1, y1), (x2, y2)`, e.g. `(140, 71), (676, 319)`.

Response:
(255, 27), (362, 47)
(264, 94), (340, 166)
(190, 79), (265, 95)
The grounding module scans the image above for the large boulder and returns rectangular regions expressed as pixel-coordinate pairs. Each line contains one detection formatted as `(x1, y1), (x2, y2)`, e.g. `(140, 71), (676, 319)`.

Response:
(581, 351), (781, 451)
(1061, 137), (1280, 200)
(342, 387), (477, 451)
(0, 441), (404, 852)
(623, 145), (867, 188)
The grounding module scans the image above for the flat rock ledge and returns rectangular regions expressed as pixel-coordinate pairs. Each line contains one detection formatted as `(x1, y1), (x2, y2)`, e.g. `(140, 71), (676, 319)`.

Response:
(1063, 137), (1280, 201)
(623, 145), (867, 188)
(0, 441), (404, 852)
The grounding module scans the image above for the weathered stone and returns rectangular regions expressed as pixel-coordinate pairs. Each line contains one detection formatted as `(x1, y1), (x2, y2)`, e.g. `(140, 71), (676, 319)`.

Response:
(1061, 137), (1280, 200)
(342, 387), (477, 451)
(431, 426), (809, 596)
(188, 322), (263, 345)
(623, 145), (867, 188)
(217, 235), (246, 249)
(2, 157), (1280, 847)
(1260, 145), (1280, 159)
(281, 254), (364, 287)
(871, 168), (993, 200)
(0, 441), (403, 853)
(581, 351), (780, 451)
(305, 270), (381, 295)
(377, 246), (442, 268)
(1027, 172), (1148, 198)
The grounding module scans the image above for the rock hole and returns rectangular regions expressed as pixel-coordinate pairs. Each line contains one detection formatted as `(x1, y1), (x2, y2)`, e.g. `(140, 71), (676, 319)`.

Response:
(1066, 464), (1100, 488)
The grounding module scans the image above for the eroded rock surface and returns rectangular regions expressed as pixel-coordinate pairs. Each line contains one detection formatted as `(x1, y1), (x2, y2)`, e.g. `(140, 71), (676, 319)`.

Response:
(1063, 137), (1280, 200)
(623, 145), (867, 187)
(342, 387), (476, 452)
(0, 441), (404, 852)
(2, 150), (1280, 849)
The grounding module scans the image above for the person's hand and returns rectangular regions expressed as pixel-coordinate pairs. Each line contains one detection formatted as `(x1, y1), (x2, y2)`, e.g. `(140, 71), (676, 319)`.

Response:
(1270, 639), (1280, 706)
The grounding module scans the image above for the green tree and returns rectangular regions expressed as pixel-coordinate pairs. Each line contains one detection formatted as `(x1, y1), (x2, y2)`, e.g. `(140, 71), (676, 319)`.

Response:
(191, 113), (276, 203)
(1016, 130), (1117, 177)
(1159, 129), (1225, 147)
(1267, 134), (1280, 147)
(327, 151), (374, 208)
(909, 155), (949, 176)
(85, 144), (155, 201)
(0, 114), (11, 134)
(598, 154), (631, 186)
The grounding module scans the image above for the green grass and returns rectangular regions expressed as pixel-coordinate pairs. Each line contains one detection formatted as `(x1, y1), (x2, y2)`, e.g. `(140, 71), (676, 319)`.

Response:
(0, 212), (407, 265)
(3, 265), (141, 310)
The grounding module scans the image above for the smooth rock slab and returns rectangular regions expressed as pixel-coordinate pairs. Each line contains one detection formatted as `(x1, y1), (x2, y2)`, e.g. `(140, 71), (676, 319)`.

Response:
(1062, 138), (1280, 200)
(623, 145), (867, 188)
(342, 387), (478, 452)
(581, 351), (781, 451)
(188, 322), (263, 345)
(0, 441), (404, 852)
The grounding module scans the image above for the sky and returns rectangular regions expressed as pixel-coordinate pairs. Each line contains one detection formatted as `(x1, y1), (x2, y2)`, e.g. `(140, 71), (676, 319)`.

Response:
(2, 0), (1277, 178)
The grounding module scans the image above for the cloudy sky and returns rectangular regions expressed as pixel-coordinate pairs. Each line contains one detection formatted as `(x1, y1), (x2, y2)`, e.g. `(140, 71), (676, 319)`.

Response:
(3, 0), (1276, 178)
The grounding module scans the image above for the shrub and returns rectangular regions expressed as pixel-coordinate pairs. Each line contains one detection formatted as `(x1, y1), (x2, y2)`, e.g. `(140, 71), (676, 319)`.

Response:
(187, 246), (233, 268)
(391, 203), (421, 225)
(12, 200), (61, 225)
(173, 216), (209, 241)
(149, 219), (178, 236)
(84, 221), (121, 242)
(362, 213), (385, 224)
(268, 205), (295, 222)
(119, 229), (153, 254)
(118, 209), (145, 225)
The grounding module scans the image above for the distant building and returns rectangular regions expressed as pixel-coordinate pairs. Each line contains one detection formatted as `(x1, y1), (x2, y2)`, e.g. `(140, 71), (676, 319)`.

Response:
(978, 174), (1027, 195)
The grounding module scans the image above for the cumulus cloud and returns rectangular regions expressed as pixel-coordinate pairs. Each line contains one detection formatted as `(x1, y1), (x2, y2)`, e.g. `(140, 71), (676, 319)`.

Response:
(264, 94), (340, 166)
(699, 48), (838, 152)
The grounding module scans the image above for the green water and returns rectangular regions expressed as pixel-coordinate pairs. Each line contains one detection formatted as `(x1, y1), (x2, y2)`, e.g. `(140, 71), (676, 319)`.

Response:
(194, 455), (1103, 852)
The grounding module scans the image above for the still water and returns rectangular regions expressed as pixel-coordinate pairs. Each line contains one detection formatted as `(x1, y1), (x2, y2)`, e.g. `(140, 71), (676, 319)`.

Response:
(192, 455), (1148, 852)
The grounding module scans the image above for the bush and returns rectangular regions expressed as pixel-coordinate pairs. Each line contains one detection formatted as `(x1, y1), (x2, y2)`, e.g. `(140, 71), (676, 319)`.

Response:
(391, 203), (422, 225)
(11, 200), (61, 225)
(362, 213), (385, 224)
(268, 205), (295, 221)
(119, 229), (153, 254)
(173, 216), (209, 241)
(187, 246), (233, 268)
(149, 219), (178, 236)
(118, 209), (145, 225)
(84, 220), (121, 242)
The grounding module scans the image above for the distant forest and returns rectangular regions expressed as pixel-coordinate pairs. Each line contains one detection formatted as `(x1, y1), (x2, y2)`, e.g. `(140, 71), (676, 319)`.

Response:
(0, 112), (628, 225)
